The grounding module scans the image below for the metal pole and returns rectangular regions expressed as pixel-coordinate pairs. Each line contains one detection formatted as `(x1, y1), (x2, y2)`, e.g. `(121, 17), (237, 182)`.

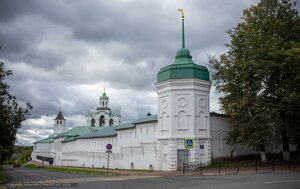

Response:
(236, 161), (239, 173)
(255, 160), (258, 172)
(218, 160), (221, 174)
(200, 162), (203, 175)
(107, 151), (110, 172)
(183, 162), (185, 174)
(272, 159), (275, 171)
(288, 160), (291, 171)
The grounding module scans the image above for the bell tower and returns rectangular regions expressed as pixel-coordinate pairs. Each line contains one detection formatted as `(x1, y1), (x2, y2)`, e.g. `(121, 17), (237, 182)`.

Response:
(156, 9), (212, 171)
(99, 91), (109, 110)
(54, 110), (66, 135)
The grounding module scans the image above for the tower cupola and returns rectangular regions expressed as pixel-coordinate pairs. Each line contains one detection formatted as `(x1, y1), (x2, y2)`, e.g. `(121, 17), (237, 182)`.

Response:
(99, 91), (109, 110)
(54, 110), (66, 135)
(157, 9), (209, 83)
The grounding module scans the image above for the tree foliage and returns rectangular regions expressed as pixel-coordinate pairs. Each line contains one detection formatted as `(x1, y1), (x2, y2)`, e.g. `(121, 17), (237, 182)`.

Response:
(210, 0), (300, 156)
(0, 53), (32, 163)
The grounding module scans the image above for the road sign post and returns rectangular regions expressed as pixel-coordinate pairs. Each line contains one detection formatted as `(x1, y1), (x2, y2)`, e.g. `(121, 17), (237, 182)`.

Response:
(106, 144), (113, 172)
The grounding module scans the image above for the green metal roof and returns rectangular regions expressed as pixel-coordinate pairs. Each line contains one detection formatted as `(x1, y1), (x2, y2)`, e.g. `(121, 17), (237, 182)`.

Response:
(157, 11), (209, 83)
(132, 114), (158, 124)
(114, 122), (135, 130)
(34, 137), (54, 144)
(157, 48), (209, 83)
(76, 126), (117, 139)
(61, 136), (76, 143)
(54, 126), (96, 138)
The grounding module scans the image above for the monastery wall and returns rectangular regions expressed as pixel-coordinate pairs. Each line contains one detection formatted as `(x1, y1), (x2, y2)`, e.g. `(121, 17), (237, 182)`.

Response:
(60, 121), (159, 170)
(211, 116), (257, 159)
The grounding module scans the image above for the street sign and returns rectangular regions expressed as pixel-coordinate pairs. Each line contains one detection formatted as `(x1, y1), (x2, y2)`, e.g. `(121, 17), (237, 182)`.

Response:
(184, 138), (195, 149)
(106, 144), (113, 173)
(106, 144), (112, 150)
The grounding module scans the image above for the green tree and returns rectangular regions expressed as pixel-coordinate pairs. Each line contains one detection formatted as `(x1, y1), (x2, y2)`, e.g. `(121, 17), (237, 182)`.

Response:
(0, 48), (32, 163)
(209, 0), (300, 162)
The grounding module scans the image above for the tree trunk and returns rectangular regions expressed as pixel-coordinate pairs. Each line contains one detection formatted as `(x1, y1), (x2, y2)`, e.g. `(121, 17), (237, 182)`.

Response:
(283, 151), (290, 161)
(297, 143), (300, 159)
(259, 145), (267, 162)
(281, 123), (290, 160)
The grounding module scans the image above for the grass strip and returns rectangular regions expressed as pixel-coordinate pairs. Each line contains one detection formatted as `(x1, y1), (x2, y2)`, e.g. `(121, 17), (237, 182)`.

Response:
(24, 163), (113, 175)
(0, 165), (6, 184)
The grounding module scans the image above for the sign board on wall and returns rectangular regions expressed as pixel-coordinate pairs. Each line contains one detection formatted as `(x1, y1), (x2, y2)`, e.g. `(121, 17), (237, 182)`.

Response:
(184, 138), (195, 149)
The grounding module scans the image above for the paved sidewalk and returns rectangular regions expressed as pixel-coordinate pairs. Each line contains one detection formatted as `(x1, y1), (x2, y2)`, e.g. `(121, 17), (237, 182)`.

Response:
(29, 161), (300, 177)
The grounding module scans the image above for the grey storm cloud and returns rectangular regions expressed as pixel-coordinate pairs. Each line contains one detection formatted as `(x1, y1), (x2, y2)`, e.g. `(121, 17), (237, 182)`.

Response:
(2, 0), (297, 145)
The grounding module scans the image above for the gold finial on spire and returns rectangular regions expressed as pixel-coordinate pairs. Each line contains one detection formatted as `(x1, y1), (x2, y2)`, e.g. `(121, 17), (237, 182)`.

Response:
(178, 8), (184, 18)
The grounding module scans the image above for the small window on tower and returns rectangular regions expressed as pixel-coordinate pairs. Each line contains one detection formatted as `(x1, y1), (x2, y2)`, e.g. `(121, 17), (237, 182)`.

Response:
(57, 121), (59, 124)
(109, 118), (114, 126)
(60, 121), (62, 124)
(91, 118), (95, 127)
(100, 115), (105, 126)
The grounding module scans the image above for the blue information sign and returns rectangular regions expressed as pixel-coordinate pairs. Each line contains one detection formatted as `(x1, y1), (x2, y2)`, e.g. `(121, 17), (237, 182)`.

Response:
(184, 138), (195, 149)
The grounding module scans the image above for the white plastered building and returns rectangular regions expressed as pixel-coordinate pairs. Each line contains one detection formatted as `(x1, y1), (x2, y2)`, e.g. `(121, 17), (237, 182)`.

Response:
(32, 14), (257, 171)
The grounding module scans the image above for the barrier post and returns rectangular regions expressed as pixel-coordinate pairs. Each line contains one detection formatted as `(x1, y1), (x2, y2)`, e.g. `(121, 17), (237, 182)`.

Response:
(200, 162), (203, 175)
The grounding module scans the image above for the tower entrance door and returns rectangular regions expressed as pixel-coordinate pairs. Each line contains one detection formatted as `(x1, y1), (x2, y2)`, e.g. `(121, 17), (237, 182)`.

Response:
(177, 149), (189, 170)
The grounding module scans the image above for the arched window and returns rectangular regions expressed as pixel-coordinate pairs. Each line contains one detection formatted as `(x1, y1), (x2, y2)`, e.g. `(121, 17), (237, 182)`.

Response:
(56, 121), (59, 124)
(130, 162), (134, 170)
(60, 120), (62, 124)
(100, 115), (105, 126)
(149, 164), (153, 171)
(91, 118), (95, 127)
(109, 119), (114, 126)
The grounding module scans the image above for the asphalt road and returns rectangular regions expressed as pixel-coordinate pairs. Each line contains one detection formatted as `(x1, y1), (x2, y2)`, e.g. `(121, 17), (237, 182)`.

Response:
(3, 165), (300, 189)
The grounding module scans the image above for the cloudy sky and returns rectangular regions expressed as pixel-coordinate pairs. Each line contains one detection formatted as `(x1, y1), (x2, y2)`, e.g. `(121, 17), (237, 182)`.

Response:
(1, 0), (298, 145)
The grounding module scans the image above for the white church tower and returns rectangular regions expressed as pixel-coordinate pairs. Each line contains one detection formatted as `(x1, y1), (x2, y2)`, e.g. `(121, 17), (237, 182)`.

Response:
(86, 90), (121, 127)
(156, 9), (212, 171)
(53, 110), (66, 135)
(99, 91), (109, 110)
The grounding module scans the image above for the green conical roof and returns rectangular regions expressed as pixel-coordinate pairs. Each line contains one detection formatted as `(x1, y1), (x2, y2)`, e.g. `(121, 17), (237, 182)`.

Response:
(174, 48), (194, 64)
(157, 48), (209, 82)
(157, 11), (209, 83)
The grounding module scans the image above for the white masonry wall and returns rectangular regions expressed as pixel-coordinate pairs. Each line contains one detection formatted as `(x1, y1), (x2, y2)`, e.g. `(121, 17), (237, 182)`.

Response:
(59, 117), (256, 170)
(31, 143), (53, 163)
(60, 121), (160, 170)
(210, 115), (255, 159)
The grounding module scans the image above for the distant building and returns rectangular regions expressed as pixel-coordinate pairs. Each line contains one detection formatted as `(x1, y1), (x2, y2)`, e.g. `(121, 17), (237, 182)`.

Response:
(86, 91), (121, 127)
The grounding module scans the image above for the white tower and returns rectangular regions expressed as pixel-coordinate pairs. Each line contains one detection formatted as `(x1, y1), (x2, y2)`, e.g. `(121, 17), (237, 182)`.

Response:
(156, 9), (212, 171)
(99, 92), (109, 110)
(53, 111), (66, 135)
